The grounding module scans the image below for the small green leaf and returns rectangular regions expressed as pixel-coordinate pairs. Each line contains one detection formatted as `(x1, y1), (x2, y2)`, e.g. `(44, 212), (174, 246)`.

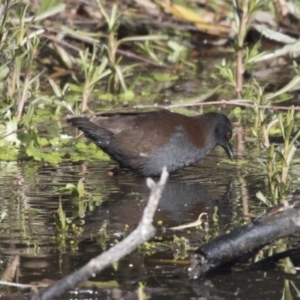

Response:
(152, 73), (178, 82)
(38, 137), (50, 146)
(42, 152), (63, 164)
(120, 90), (135, 101)
(26, 144), (42, 161)
(68, 83), (83, 93)
(88, 143), (97, 150)
(77, 179), (85, 197)
(49, 137), (60, 145)
(75, 142), (87, 150)
(66, 183), (76, 189)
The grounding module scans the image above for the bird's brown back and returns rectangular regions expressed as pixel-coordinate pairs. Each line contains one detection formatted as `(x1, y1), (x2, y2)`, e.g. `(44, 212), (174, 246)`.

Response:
(89, 110), (209, 155)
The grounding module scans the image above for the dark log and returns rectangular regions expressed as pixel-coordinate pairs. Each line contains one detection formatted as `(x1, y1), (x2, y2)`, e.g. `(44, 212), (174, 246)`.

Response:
(188, 206), (300, 279)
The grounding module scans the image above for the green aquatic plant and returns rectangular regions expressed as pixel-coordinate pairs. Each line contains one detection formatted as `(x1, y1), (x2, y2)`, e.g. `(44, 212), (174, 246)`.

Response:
(233, 0), (270, 98)
(257, 109), (300, 204)
(74, 50), (111, 112)
(95, 1), (167, 95)
(0, 0), (66, 121)
(54, 197), (81, 253)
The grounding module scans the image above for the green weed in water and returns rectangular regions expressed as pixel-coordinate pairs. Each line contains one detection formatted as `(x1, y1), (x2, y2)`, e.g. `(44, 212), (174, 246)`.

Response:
(257, 110), (300, 204)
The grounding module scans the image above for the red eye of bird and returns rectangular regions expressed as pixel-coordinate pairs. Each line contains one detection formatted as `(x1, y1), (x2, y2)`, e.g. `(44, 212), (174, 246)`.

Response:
(226, 132), (232, 139)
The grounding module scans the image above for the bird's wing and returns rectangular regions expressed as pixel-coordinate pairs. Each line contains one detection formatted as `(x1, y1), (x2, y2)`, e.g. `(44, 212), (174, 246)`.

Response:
(90, 111), (185, 156)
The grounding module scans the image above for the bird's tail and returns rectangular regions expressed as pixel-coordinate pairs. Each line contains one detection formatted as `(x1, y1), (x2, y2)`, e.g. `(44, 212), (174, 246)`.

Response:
(67, 117), (112, 146)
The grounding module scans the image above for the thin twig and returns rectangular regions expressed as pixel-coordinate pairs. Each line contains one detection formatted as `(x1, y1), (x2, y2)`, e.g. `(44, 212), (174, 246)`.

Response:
(133, 100), (300, 111)
(17, 68), (31, 120)
(0, 281), (32, 289)
(235, 0), (250, 98)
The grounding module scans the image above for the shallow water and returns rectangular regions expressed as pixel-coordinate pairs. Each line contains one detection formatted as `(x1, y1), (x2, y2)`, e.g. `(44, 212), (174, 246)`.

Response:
(1, 112), (300, 299)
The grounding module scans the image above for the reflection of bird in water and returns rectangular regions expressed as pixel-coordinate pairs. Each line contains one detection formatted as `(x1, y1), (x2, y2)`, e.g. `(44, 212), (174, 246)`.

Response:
(83, 176), (234, 231)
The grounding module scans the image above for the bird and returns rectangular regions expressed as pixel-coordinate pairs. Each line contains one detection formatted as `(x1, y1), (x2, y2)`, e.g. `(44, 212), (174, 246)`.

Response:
(67, 110), (233, 176)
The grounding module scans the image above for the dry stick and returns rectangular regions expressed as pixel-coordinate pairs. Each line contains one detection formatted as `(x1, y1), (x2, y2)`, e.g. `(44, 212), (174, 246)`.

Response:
(81, 88), (89, 113)
(133, 100), (300, 111)
(33, 168), (169, 300)
(0, 281), (32, 289)
(235, 0), (250, 98)
(17, 68), (31, 120)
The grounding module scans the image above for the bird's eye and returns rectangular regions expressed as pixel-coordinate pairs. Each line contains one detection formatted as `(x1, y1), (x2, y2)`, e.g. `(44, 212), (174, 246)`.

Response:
(226, 132), (232, 139)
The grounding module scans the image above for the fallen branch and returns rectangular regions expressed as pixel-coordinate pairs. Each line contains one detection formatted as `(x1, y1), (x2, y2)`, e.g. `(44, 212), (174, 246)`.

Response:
(33, 167), (169, 300)
(134, 100), (300, 112)
(188, 201), (300, 279)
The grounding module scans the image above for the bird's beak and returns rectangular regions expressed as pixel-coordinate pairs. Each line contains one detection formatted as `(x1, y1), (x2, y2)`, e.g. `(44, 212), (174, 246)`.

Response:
(221, 142), (234, 161)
